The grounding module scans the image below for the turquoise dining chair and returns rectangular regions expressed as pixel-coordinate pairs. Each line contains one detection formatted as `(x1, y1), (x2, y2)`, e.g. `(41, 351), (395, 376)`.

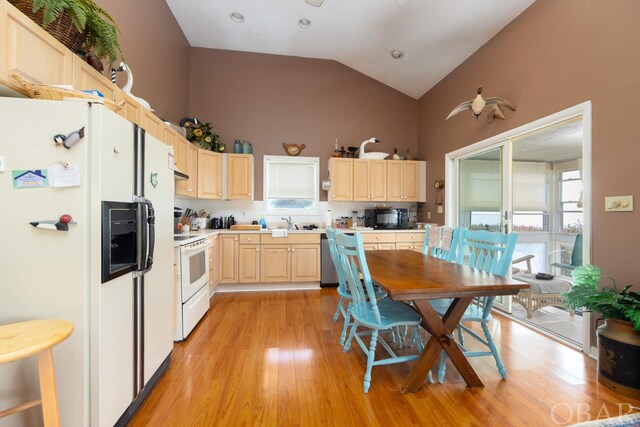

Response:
(549, 233), (583, 274)
(327, 228), (387, 346)
(430, 229), (519, 383)
(421, 225), (461, 261)
(335, 232), (427, 393)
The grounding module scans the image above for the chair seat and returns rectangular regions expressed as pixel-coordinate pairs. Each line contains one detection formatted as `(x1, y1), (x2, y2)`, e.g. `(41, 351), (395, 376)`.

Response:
(354, 299), (422, 329)
(513, 273), (571, 294)
(429, 299), (491, 323)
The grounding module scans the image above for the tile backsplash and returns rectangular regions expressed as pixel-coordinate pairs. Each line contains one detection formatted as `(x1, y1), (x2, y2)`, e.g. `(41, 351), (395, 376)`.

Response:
(175, 197), (416, 229)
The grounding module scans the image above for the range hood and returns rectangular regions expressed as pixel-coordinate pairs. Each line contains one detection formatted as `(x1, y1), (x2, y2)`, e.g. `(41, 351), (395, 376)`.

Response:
(173, 166), (189, 181)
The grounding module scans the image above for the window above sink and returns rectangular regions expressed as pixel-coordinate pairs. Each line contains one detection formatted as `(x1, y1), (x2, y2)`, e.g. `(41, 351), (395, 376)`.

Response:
(263, 156), (319, 214)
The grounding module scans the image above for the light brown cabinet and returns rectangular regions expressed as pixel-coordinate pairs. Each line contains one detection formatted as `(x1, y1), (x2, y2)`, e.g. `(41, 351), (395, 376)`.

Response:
(353, 159), (387, 201)
(387, 160), (420, 202)
(291, 245), (321, 282)
(208, 234), (219, 290)
(72, 55), (117, 100)
(227, 154), (253, 200)
(175, 142), (197, 197)
(0, 1), (74, 92)
(116, 91), (142, 125)
(260, 245), (291, 283)
(140, 108), (164, 140)
(198, 150), (222, 199)
(362, 232), (425, 252)
(218, 234), (239, 284)
(238, 244), (260, 283)
(328, 158), (353, 201)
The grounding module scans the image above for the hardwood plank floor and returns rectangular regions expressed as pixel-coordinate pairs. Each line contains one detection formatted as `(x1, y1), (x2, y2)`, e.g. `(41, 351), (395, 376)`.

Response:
(130, 289), (639, 426)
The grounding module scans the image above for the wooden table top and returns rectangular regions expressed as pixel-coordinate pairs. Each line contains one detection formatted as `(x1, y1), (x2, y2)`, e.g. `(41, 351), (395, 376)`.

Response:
(365, 250), (529, 301)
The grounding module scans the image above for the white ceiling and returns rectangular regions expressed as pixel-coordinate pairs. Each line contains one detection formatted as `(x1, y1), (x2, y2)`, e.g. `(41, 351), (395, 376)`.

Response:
(166, 0), (535, 99)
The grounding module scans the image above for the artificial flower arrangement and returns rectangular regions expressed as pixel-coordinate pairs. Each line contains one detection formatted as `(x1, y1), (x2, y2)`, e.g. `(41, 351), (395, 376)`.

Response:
(179, 117), (224, 152)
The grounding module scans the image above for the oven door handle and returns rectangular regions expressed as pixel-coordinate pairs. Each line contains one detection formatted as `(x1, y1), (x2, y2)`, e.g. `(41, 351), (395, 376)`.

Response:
(181, 240), (212, 253)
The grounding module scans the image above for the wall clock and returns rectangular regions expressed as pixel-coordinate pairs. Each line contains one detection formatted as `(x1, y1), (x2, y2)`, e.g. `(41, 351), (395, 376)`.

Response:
(283, 143), (305, 156)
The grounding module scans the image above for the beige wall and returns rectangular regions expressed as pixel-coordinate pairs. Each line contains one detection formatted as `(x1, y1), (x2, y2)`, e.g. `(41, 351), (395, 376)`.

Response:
(188, 48), (418, 201)
(96, 0), (190, 122)
(417, 0), (640, 285)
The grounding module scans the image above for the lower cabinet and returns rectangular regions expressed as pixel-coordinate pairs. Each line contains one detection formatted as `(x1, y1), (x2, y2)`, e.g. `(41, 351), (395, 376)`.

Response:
(218, 234), (239, 283)
(238, 244), (260, 283)
(362, 232), (425, 252)
(208, 234), (219, 292)
(260, 245), (291, 283)
(291, 245), (321, 282)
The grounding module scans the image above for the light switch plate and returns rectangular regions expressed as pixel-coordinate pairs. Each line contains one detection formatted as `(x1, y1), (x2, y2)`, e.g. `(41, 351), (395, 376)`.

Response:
(0, 155), (4, 172)
(605, 195), (633, 212)
(437, 205), (444, 214)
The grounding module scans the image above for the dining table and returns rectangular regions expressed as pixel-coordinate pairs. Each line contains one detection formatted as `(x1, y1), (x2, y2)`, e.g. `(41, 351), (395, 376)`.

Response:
(365, 249), (529, 393)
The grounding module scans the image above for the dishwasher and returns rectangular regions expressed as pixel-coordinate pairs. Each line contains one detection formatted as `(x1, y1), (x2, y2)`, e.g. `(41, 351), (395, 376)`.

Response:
(321, 232), (354, 287)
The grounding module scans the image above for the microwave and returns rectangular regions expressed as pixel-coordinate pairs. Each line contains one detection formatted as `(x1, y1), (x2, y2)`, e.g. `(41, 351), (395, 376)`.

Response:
(364, 208), (409, 230)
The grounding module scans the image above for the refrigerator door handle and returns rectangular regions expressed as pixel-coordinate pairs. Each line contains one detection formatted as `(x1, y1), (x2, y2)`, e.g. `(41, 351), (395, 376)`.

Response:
(134, 196), (152, 274)
(146, 202), (155, 271)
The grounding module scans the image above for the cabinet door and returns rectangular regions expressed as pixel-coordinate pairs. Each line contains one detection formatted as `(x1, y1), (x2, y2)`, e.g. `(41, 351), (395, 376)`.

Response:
(329, 158), (353, 201)
(352, 159), (369, 201)
(174, 137), (190, 197)
(198, 150), (222, 199)
(0, 1), (74, 91)
(378, 243), (396, 250)
(291, 245), (320, 282)
(208, 235), (219, 292)
(369, 160), (387, 201)
(186, 143), (198, 196)
(141, 109), (163, 140)
(395, 242), (414, 250)
(404, 161), (420, 202)
(72, 55), (117, 100)
(116, 91), (142, 125)
(238, 244), (260, 283)
(218, 234), (239, 283)
(363, 243), (379, 251)
(387, 160), (404, 201)
(227, 154), (253, 200)
(260, 245), (291, 283)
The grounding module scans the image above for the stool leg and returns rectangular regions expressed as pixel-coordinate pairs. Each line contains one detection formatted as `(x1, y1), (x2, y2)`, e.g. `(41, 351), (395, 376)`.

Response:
(37, 349), (60, 427)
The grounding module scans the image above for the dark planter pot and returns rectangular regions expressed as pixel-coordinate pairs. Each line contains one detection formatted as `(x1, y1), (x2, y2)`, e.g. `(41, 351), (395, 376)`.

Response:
(597, 318), (640, 399)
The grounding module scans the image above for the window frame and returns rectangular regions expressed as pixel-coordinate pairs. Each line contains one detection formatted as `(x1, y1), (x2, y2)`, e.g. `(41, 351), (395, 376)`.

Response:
(263, 155), (320, 215)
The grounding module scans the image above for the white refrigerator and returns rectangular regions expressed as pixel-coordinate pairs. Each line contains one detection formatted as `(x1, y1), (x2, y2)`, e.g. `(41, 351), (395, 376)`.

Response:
(0, 98), (174, 427)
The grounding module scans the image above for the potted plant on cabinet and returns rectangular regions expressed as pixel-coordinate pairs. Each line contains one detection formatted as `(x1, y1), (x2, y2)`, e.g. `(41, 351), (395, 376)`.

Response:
(9, 0), (122, 64)
(562, 264), (640, 399)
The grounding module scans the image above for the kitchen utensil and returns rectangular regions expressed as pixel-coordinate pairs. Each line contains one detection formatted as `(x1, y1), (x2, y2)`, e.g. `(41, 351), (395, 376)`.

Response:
(227, 215), (235, 228)
(210, 217), (221, 229)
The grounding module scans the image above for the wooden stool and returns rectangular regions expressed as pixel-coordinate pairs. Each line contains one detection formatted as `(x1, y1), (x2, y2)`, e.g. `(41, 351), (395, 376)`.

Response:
(0, 319), (74, 426)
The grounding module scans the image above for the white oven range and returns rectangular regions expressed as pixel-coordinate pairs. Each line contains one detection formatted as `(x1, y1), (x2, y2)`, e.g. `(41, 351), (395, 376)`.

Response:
(174, 236), (211, 340)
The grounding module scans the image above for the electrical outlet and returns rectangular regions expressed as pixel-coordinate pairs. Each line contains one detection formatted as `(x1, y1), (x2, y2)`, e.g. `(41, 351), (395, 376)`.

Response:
(605, 195), (633, 212)
(0, 155), (5, 172)
(427, 211), (431, 219)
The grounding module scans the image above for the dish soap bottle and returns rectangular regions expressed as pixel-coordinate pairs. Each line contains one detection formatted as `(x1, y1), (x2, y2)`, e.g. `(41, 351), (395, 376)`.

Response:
(259, 213), (267, 229)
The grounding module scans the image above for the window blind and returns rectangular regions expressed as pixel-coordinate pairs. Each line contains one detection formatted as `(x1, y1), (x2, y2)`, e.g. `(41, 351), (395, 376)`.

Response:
(512, 162), (548, 211)
(266, 160), (316, 199)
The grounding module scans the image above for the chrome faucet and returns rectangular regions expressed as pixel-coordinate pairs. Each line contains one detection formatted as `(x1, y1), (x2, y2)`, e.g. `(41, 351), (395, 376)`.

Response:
(281, 216), (293, 230)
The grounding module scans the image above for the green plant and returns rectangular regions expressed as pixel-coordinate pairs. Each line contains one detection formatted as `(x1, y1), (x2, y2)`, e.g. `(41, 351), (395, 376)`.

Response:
(31, 0), (122, 63)
(562, 264), (640, 329)
(181, 119), (222, 151)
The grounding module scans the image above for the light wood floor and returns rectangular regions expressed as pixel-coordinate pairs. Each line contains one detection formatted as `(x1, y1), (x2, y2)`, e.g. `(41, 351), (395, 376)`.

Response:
(130, 289), (639, 426)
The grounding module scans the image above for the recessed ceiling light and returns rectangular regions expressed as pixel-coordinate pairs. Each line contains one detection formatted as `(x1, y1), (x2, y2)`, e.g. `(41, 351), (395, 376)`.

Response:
(298, 18), (311, 29)
(390, 49), (404, 59)
(230, 12), (244, 23)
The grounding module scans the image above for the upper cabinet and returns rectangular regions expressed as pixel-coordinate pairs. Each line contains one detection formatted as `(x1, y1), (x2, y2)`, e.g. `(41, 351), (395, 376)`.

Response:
(0, 1), (73, 91)
(140, 108), (164, 141)
(353, 159), (387, 202)
(198, 150), (222, 199)
(72, 55), (117, 100)
(331, 158), (424, 203)
(387, 160), (420, 202)
(227, 154), (254, 200)
(328, 158), (353, 201)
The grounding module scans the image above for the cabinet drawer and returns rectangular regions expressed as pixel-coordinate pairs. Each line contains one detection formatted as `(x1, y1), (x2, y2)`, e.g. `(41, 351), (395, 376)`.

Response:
(396, 232), (425, 243)
(396, 242), (423, 251)
(361, 233), (396, 244)
(260, 233), (320, 245)
(378, 243), (396, 250)
(239, 234), (261, 244)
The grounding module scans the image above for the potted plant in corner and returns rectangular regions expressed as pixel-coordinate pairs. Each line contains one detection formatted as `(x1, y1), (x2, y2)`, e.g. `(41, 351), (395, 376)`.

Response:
(562, 264), (640, 399)
(9, 0), (122, 64)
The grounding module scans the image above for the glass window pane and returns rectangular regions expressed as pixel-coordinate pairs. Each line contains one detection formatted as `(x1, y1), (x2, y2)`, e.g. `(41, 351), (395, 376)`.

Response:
(513, 242), (547, 273)
(562, 170), (581, 180)
(562, 214), (583, 233)
(470, 211), (501, 231)
(513, 212), (547, 232)
(561, 180), (583, 202)
(562, 202), (582, 211)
